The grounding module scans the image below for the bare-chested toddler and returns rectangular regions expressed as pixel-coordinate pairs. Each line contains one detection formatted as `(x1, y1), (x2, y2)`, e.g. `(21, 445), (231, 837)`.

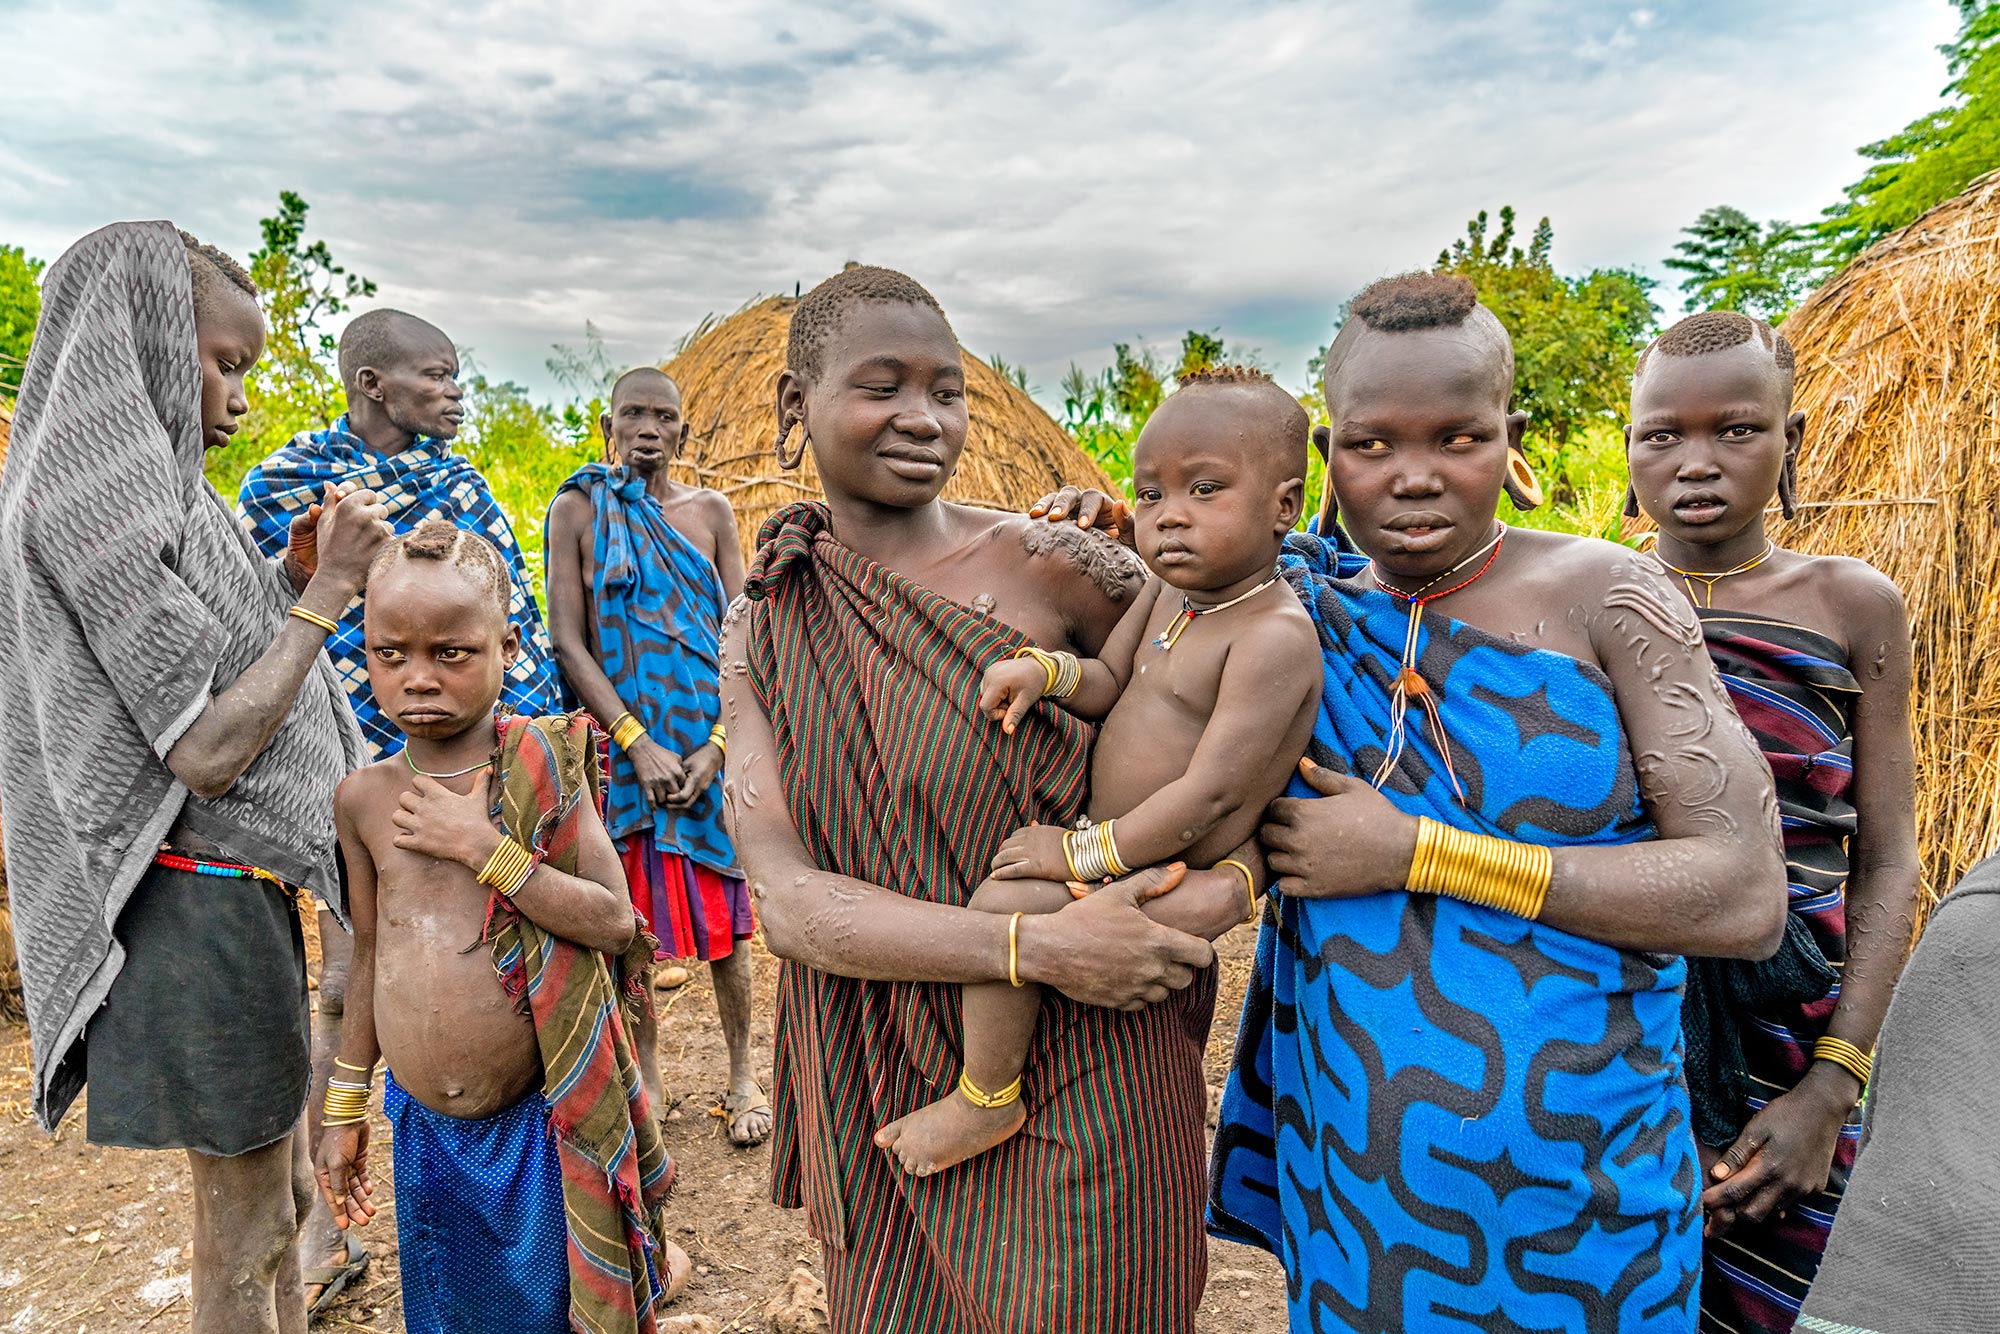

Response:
(876, 366), (1323, 1175)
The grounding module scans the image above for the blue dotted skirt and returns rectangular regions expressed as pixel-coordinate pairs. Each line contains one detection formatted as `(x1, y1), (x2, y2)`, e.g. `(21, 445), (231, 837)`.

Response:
(386, 1072), (571, 1334)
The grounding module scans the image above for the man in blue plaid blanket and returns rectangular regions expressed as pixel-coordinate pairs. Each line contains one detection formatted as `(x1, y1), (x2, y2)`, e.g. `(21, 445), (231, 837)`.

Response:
(235, 307), (563, 1314)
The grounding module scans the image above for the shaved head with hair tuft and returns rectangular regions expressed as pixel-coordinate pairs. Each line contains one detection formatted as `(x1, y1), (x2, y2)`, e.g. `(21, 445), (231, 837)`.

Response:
(1636, 310), (1796, 403)
(368, 518), (510, 619)
(1166, 365), (1310, 481)
(1323, 271), (1515, 406)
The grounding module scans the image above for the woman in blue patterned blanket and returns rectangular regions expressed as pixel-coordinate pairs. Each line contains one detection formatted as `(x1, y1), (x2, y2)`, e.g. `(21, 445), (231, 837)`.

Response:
(1040, 271), (1791, 1334)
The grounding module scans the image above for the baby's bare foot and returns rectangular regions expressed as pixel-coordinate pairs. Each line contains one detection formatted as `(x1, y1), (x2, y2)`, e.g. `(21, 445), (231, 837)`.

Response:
(874, 1089), (1027, 1176)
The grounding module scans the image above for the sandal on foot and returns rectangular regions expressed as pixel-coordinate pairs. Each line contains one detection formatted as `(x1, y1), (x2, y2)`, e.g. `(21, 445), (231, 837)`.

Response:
(304, 1234), (368, 1318)
(722, 1086), (774, 1147)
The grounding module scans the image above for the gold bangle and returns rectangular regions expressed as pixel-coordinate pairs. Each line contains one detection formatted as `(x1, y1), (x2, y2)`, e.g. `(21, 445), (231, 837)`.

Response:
(288, 605), (339, 635)
(708, 724), (727, 757)
(332, 1057), (373, 1075)
(609, 712), (646, 751)
(1009, 645), (1081, 699)
(1814, 1035), (1873, 1087)
(1404, 818), (1552, 920)
(1099, 820), (1131, 879)
(1008, 911), (1024, 988)
(476, 838), (535, 899)
(1218, 859), (1258, 924)
(957, 1071), (1024, 1109)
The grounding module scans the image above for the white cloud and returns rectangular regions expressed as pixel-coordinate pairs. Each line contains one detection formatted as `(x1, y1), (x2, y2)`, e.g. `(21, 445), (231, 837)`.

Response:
(0, 0), (1962, 402)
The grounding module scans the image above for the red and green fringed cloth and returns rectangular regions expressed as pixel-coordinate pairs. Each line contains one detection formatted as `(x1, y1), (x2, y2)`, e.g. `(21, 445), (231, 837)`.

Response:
(744, 502), (1216, 1334)
(483, 712), (672, 1334)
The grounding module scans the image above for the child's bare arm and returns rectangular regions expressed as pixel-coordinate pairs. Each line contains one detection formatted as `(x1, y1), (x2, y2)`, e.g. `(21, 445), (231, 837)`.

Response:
(980, 579), (1164, 729)
(1829, 566), (1920, 1062)
(501, 793), (636, 954)
(1140, 836), (1271, 942)
(990, 614), (1321, 880)
(318, 777), (383, 1230)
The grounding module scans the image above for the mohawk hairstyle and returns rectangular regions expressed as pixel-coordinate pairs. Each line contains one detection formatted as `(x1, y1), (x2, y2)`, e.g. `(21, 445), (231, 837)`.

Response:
(1177, 364), (1273, 389)
(178, 230), (257, 316)
(1637, 310), (1797, 400)
(1349, 272), (1479, 332)
(785, 265), (953, 380)
(368, 518), (511, 619)
(338, 309), (452, 392)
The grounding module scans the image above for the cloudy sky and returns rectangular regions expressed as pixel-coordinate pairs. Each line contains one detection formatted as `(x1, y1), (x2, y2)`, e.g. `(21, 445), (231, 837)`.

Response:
(0, 0), (1961, 406)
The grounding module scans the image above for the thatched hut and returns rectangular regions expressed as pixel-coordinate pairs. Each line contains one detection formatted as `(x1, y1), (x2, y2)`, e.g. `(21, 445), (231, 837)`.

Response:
(660, 295), (1113, 566)
(1769, 170), (2000, 911)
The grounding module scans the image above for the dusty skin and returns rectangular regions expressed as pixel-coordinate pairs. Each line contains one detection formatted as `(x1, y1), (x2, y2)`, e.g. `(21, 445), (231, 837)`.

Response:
(0, 932), (1292, 1331)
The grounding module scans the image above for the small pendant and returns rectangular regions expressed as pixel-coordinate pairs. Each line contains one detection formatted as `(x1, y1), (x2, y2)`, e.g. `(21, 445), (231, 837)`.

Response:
(1395, 666), (1430, 700)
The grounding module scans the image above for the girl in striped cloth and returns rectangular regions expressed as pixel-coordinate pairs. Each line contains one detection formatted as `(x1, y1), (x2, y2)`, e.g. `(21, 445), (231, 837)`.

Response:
(1625, 310), (1920, 1333)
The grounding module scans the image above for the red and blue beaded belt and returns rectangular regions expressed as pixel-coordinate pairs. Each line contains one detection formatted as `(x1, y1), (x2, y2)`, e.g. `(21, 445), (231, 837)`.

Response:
(153, 847), (287, 887)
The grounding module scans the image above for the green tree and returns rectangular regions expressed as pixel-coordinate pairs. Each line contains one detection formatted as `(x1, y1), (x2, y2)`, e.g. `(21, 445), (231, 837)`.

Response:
(1664, 206), (1814, 320)
(1058, 330), (1265, 489)
(0, 244), (44, 396)
(1438, 207), (1656, 452)
(205, 193), (378, 492)
(1820, 3), (2000, 262)
(455, 364), (597, 594)
(1433, 207), (1655, 522)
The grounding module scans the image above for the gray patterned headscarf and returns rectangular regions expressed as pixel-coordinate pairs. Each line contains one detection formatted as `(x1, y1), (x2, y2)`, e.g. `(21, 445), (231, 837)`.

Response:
(0, 221), (363, 1130)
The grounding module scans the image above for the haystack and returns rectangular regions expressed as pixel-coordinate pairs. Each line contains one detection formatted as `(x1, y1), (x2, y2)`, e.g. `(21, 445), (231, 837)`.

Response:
(661, 295), (1113, 566)
(1769, 170), (2000, 912)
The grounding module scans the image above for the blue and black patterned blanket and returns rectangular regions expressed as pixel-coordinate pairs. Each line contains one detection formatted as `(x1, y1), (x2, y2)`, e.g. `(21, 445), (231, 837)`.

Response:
(237, 415), (561, 758)
(1209, 531), (1700, 1334)
(550, 464), (734, 875)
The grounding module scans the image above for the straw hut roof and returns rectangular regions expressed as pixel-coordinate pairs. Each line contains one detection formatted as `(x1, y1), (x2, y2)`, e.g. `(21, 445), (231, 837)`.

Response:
(1769, 170), (2000, 912)
(660, 295), (1113, 567)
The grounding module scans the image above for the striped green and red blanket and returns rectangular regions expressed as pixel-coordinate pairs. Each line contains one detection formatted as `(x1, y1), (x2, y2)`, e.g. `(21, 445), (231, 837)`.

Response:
(745, 501), (1214, 1334)
(486, 712), (671, 1334)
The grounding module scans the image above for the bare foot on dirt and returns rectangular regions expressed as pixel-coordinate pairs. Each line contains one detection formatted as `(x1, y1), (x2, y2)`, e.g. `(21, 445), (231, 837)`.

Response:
(874, 1091), (1025, 1176)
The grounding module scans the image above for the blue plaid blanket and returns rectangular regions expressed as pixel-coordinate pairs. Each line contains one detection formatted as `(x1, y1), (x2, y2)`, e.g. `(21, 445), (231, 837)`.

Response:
(550, 464), (734, 874)
(236, 415), (561, 758)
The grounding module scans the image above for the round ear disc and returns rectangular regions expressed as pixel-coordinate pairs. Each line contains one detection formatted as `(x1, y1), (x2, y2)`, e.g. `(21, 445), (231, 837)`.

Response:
(1503, 450), (1544, 512)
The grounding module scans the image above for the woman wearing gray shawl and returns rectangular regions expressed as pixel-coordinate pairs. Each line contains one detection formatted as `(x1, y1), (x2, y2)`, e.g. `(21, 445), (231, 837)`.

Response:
(1797, 852), (2000, 1334)
(0, 221), (389, 1334)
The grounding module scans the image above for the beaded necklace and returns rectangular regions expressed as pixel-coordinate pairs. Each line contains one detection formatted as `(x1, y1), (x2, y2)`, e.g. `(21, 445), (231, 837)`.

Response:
(1151, 573), (1281, 652)
(1368, 526), (1506, 804)
(1655, 541), (1775, 608)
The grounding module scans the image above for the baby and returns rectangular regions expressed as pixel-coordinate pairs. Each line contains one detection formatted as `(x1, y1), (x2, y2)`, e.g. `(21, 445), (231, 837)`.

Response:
(876, 367), (1323, 1175)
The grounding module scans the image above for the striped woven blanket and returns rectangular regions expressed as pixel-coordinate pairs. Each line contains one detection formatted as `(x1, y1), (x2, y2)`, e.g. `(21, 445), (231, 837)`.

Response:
(484, 713), (669, 1333)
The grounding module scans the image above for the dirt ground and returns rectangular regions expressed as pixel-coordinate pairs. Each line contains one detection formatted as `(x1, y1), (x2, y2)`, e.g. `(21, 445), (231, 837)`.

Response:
(0, 922), (1288, 1332)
